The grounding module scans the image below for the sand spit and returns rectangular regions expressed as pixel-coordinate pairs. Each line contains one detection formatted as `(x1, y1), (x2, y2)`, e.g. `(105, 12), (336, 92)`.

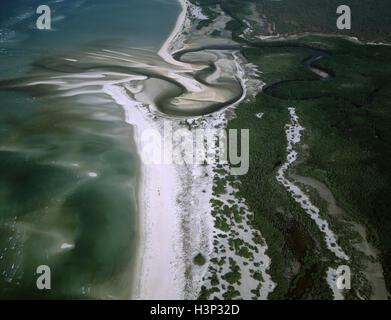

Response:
(103, 84), (186, 299)
(3, 0), (277, 299)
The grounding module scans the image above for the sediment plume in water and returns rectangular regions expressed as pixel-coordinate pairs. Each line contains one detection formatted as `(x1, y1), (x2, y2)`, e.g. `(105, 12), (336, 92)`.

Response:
(0, 33), (245, 298)
(1, 40), (244, 118)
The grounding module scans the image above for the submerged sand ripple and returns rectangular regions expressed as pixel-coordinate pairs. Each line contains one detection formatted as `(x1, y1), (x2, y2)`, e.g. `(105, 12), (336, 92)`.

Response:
(2, 41), (243, 118)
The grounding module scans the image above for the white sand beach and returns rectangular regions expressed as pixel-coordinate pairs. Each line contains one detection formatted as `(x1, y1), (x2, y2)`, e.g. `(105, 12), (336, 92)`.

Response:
(131, 0), (193, 299)
(20, 0), (275, 299)
(129, 0), (279, 300)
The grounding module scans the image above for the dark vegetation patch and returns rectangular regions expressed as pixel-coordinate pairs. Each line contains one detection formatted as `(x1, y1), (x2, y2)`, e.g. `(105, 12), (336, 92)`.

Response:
(191, 0), (391, 297)
(194, 253), (207, 266)
(190, 0), (391, 42)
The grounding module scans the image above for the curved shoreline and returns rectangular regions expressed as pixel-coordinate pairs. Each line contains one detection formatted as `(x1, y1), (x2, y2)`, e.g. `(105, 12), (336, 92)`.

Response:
(0, 0), (249, 299)
(158, 0), (188, 67)
(131, 0), (189, 299)
(131, 0), (276, 299)
(0, 0), (268, 299)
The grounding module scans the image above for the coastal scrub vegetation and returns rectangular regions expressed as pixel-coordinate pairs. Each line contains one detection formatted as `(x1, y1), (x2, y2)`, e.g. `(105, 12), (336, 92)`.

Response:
(192, 0), (391, 298)
(190, 0), (391, 42)
(234, 36), (391, 297)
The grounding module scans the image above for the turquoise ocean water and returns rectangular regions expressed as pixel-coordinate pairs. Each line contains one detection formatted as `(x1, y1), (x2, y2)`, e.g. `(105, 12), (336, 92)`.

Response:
(0, 0), (180, 299)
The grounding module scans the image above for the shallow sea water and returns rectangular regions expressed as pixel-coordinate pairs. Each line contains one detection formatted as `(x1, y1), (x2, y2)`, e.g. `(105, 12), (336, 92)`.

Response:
(0, 0), (180, 299)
